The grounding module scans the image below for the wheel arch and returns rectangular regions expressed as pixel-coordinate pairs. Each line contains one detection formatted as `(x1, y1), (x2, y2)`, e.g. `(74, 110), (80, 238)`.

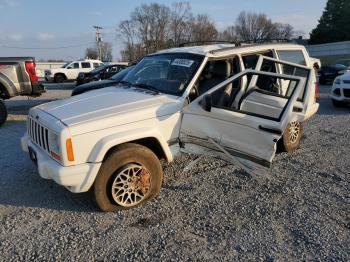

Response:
(88, 129), (174, 164)
(0, 74), (17, 98)
(54, 72), (67, 80)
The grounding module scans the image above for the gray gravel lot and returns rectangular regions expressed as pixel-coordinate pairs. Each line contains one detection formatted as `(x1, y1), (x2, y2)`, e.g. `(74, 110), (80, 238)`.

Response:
(0, 84), (349, 261)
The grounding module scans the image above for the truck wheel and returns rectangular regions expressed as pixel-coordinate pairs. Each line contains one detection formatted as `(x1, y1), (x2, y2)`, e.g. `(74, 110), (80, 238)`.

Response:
(332, 99), (346, 107)
(278, 121), (303, 153)
(54, 74), (66, 83)
(94, 143), (163, 212)
(0, 100), (8, 127)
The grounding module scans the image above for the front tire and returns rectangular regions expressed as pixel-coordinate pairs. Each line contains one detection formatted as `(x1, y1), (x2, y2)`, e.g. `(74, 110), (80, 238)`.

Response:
(94, 143), (163, 212)
(0, 100), (8, 127)
(332, 99), (346, 107)
(278, 121), (303, 153)
(54, 74), (66, 83)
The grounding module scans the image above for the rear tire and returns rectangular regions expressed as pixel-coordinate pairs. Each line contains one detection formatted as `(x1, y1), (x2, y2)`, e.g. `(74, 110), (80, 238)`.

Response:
(332, 99), (346, 107)
(94, 143), (163, 212)
(54, 74), (66, 83)
(0, 100), (8, 127)
(278, 121), (303, 153)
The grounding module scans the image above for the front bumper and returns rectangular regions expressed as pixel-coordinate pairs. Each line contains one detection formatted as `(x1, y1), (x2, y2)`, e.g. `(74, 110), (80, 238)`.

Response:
(45, 75), (54, 82)
(331, 85), (350, 102)
(21, 134), (101, 193)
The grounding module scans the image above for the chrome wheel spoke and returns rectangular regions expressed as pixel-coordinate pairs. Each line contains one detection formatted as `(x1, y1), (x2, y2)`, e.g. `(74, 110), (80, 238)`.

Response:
(111, 164), (151, 207)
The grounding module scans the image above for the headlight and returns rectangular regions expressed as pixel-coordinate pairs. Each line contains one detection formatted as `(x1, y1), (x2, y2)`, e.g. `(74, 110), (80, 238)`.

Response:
(48, 132), (61, 161)
(334, 78), (342, 85)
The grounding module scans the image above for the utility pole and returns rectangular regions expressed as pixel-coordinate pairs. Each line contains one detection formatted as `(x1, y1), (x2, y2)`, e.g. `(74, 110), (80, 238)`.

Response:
(93, 26), (103, 61)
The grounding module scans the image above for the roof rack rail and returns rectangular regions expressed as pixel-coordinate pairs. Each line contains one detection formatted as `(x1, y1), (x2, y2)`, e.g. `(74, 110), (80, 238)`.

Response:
(178, 41), (238, 47)
(238, 38), (292, 44)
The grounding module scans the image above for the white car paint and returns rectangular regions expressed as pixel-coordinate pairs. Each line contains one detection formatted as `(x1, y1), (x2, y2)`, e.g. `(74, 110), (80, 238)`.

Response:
(45, 59), (103, 81)
(21, 43), (319, 194)
(331, 72), (350, 104)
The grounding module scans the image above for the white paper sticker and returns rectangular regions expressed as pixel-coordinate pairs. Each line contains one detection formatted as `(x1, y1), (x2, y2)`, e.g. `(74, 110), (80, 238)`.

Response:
(171, 59), (194, 67)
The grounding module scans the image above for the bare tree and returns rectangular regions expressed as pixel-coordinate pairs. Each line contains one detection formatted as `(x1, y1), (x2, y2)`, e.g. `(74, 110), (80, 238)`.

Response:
(100, 42), (113, 62)
(169, 2), (193, 46)
(85, 47), (98, 59)
(218, 25), (238, 42)
(190, 14), (218, 42)
(272, 23), (294, 39)
(235, 11), (294, 42)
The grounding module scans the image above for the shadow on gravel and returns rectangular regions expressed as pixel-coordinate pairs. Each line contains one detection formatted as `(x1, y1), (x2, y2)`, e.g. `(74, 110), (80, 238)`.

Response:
(0, 177), (99, 212)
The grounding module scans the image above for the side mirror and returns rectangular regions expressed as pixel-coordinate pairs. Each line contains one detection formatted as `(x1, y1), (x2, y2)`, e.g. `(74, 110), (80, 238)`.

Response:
(313, 62), (320, 70)
(201, 94), (212, 112)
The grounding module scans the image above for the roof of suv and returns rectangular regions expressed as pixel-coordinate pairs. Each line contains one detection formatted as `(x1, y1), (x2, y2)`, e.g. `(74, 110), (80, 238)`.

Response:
(155, 43), (306, 58)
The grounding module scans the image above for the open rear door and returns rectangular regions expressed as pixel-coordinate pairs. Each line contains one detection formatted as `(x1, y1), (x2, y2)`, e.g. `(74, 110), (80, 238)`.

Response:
(179, 69), (306, 176)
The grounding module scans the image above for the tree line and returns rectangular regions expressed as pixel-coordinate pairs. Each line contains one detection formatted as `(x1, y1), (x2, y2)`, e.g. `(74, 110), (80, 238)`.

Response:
(117, 2), (294, 62)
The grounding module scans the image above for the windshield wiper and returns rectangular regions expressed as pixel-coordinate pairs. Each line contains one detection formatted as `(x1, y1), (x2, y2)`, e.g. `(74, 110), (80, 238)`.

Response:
(133, 83), (160, 94)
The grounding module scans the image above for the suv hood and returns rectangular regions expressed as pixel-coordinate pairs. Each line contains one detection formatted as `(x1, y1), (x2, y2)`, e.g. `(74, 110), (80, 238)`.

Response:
(36, 86), (181, 134)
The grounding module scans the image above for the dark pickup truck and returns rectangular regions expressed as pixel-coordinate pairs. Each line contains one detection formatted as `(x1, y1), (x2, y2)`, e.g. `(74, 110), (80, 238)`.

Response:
(0, 57), (45, 126)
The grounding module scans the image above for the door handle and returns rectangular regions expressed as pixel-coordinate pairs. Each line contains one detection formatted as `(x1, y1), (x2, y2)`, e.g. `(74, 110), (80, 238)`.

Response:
(258, 125), (282, 135)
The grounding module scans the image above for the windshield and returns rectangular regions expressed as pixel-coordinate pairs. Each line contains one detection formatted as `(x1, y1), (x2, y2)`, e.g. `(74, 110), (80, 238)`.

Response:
(122, 53), (204, 95)
(111, 66), (135, 81)
(90, 64), (107, 74)
(61, 62), (71, 68)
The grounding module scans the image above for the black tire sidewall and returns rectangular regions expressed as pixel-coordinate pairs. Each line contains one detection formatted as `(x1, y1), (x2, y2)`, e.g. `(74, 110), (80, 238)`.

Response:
(94, 143), (163, 212)
(54, 74), (65, 83)
(332, 99), (345, 107)
(0, 100), (8, 127)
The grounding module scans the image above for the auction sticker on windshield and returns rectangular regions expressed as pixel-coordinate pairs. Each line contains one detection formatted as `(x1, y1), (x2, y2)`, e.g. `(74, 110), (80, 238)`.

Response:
(172, 59), (194, 67)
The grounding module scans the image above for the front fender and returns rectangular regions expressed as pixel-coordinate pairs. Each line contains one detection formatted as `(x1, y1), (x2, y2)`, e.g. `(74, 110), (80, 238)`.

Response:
(88, 127), (174, 163)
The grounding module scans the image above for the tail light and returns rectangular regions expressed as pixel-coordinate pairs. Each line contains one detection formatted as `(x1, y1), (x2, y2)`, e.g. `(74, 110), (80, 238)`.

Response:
(314, 82), (318, 102)
(25, 61), (39, 82)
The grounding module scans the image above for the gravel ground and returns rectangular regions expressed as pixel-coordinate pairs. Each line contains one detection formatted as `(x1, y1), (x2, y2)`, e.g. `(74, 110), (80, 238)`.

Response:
(0, 84), (349, 261)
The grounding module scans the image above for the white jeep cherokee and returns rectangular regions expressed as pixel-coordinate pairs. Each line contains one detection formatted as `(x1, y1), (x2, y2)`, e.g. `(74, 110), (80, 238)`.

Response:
(21, 43), (319, 211)
(45, 59), (103, 83)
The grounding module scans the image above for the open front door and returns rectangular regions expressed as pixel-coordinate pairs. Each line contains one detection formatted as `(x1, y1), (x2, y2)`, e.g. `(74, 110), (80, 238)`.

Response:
(179, 69), (306, 176)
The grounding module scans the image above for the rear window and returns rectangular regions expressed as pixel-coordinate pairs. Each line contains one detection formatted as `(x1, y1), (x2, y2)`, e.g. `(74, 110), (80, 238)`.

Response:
(277, 50), (306, 66)
(81, 62), (91, 68)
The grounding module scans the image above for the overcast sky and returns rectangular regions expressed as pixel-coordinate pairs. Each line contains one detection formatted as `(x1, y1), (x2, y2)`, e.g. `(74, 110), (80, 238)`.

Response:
(0, 0), (327, 61)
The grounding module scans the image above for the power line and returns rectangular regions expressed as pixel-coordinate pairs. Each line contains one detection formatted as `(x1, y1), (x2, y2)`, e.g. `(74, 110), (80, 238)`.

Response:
(0, 42), (94, 50)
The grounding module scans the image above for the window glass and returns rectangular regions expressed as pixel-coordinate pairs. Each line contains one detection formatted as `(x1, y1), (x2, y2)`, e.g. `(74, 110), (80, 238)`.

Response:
(242, 51), (274, 70)
(81, 62), (91, 68)
(93, 63), (100, 68)
(123, 53), (204, 96)
(277, 50), (306, 66)
(73, 63), (80, 69)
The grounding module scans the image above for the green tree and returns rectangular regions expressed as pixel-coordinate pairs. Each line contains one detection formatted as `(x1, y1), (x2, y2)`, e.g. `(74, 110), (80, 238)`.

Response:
(310, 0), (350, 44)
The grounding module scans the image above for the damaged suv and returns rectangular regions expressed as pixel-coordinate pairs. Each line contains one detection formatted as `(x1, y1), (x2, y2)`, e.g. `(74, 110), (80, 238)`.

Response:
(21, 43), (319, 211)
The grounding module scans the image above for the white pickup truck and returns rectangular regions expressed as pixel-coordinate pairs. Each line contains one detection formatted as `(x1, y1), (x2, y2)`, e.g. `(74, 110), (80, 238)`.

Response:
(45, 59), (103, 83)
(21, 43), (319, 211)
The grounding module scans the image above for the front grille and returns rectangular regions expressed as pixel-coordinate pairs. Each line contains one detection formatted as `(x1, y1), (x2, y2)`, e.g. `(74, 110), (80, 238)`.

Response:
(343, 89), (350, 98)
(27, 116), (50, 153)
